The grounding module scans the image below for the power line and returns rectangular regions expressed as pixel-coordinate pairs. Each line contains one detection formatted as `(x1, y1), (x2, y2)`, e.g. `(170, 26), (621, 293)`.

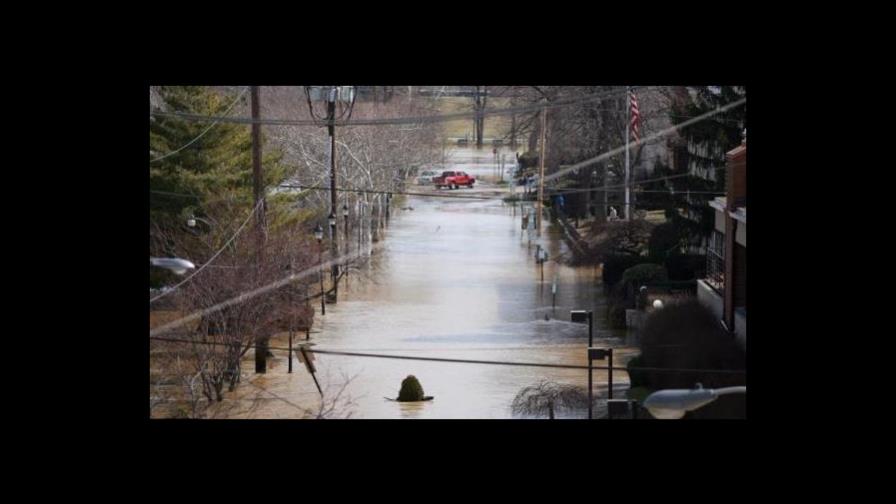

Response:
(150, 87), (249, 162)
(149, 86), (654, 128)
(278, 171), (724, 203)
(278, 184), (501, 201)
(148, 336), (746, 375)
(542, 97), (747, 185)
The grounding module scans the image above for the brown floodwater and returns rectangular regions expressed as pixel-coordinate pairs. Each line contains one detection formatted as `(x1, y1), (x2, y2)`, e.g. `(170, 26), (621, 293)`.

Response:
(212, 147), (638, 419)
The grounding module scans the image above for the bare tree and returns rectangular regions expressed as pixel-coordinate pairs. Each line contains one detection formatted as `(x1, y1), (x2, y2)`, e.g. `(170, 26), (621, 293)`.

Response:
(472, 86), (487, 147)
(511, 380), (592, 419)
(591, 218), (655, 259)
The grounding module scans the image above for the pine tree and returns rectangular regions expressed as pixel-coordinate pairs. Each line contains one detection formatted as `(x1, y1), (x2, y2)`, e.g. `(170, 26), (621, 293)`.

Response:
(149, 86), (286, 231)
(666, 86), (746, 251)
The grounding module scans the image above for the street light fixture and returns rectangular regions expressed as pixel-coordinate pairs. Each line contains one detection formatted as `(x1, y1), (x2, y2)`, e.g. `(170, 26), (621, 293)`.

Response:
(642, 384), (747, 419)
(328, 212), (338, 303)
(150, 257), (195, 275)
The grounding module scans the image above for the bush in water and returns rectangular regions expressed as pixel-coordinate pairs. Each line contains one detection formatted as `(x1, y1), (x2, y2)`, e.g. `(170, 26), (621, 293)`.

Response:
(397, 375), (425, 402)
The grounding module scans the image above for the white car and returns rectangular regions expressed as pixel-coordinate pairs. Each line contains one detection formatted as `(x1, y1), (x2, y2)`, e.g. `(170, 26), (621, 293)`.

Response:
(417, 170), (438, 185)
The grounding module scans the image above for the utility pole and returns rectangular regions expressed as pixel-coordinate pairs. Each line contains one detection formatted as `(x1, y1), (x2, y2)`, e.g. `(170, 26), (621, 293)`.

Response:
(625, 86), (631, 221)
(251, 85), (267, 374)
(536, 103), (547, 237)
(327, 87), (339, 303)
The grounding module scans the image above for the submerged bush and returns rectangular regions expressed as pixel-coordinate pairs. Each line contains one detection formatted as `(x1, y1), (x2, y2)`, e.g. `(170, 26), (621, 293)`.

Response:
(397, 375), (425, 401)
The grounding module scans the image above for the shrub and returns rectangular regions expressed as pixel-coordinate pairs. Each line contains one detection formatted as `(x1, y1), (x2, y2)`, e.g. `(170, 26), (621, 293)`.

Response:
(602, 255), (653, 289)
(607, 303), (627, 329)
(648, 222), (683, 260)
(638, 298), (745, 390)
(664, 253), (707, 281)
(397, 375), (425, 401)
(626, 355), (648, 388)
(621, 263), (669, 287)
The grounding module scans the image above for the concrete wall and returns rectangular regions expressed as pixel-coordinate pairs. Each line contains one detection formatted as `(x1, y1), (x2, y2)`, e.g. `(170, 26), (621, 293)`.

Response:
(697, 279), (724, 321)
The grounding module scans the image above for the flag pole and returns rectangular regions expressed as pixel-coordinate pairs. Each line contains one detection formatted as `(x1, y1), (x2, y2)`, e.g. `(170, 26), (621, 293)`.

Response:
(625, 86), (631, 221)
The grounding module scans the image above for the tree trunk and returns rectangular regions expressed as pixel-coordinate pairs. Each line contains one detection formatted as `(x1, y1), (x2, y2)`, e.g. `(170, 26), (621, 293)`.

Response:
(548, 404), (555, 419)
(527, 116), (540, 155)
(510, 113), (517, 149)
(598, 164), (608, 224)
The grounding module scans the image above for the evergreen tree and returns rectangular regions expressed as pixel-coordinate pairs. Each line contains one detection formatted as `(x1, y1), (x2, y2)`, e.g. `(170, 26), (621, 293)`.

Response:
(666, 86), (746, 251)
(149, 86), (287, 232)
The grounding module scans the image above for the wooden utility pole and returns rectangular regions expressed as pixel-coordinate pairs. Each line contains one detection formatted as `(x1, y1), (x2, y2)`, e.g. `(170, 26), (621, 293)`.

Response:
(536, 103), (547, 237)
(251, 85), (268, 374)
(327, 87), (339, 302)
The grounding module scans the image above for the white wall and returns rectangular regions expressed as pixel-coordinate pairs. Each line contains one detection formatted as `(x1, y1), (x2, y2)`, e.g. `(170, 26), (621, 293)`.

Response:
(715, 209), (725, 233)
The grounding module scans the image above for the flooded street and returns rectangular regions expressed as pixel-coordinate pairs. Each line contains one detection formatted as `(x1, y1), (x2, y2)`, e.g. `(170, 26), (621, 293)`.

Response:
(226, 147), (638, 419)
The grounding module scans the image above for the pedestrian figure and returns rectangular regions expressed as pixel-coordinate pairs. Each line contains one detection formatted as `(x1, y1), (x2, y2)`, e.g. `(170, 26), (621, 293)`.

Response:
(609, 206), (618, 221)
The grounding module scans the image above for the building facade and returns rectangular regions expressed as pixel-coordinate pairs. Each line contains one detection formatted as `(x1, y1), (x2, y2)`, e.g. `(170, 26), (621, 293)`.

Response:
(697, 140), (746, 348)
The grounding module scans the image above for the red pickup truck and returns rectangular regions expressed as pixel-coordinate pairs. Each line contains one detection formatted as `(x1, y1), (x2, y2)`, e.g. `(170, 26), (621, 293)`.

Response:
(433, 170), (475, 189)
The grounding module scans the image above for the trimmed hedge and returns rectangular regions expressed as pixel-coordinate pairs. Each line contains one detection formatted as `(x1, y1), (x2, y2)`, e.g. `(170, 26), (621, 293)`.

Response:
(664, 253), (706, 281)
(648, 222), (682, 260)
(621, 263), (669, 287)
(602, 255), (653, 289)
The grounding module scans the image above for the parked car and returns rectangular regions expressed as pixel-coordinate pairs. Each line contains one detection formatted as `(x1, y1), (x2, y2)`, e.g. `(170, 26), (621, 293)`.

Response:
(416, 170), (438, 185)
(434, 170), (475, 189)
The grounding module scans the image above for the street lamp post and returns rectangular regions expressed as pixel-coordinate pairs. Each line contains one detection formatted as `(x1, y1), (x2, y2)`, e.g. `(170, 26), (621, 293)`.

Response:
(551, 275), (557, 316)
(642, 384), (746, 419)
(314, 224), (324, 316)
(343, 203), (349, 244)
(587, 347), (612, 419)
(358, 200), (364, 255)
(571, 309), (593, 347)
(638, 285), (648, 310)
(328, 212), (337, 303)
(343, 203), (350, 283)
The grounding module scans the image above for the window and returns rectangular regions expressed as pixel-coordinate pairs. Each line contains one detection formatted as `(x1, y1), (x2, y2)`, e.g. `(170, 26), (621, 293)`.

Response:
(706, 230), (725, 293)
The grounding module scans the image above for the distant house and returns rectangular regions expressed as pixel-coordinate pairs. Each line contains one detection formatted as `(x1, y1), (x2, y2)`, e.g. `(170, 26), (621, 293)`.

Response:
(697, 140), (746, 348)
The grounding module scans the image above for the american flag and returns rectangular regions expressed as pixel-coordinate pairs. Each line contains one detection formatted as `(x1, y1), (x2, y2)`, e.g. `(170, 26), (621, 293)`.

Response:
(630, 89), (640, 143)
